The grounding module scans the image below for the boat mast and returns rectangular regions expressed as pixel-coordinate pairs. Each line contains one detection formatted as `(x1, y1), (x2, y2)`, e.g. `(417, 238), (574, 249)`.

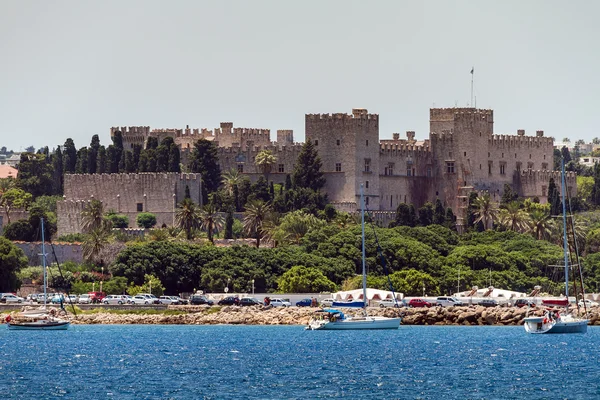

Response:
(560, 158), (569, 298)
(361, 184), (367, 314)
(41, 217), (47, 308)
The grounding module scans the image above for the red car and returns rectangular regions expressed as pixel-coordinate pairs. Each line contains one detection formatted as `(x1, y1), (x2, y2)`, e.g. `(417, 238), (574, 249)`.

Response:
(88, 291), (107, 304)
(408, 298), (432, 308)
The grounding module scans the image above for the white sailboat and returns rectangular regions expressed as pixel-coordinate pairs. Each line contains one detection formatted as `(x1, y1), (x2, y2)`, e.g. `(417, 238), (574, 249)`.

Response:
(306, 185), (401, 330)
(523, 159), (588, 334)
(6, 218), (70, 330)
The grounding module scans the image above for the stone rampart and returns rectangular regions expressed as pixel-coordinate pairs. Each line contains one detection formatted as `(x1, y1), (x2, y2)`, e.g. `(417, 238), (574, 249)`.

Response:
(13, 241), (84, 265)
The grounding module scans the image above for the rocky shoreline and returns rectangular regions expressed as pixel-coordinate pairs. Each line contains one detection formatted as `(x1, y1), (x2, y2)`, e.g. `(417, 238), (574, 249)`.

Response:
(5, 305), (599, 326)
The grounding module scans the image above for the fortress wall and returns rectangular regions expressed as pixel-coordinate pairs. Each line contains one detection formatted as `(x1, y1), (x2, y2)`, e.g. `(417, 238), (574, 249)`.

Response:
(488, 131), (554, 174)
(378, 175), (437, 212)
(60, 173), (202, 235)
(14, 242), (84, 266)
(517, 170), (577, 202)
(217, 144), (302, 177)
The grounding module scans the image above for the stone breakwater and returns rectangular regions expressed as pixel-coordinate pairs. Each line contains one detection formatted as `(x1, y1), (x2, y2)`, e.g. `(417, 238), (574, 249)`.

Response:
(4, 305), (599, 326)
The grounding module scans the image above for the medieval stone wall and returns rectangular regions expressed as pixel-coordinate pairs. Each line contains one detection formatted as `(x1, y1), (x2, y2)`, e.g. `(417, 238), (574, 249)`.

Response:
(14, 242), (84, 266)
(58, 173), (202, 236)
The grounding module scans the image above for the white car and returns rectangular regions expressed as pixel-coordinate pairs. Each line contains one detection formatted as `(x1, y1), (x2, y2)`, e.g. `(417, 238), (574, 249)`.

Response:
(270, 298), (291, 307)
(132, 295), (151, 305)
(578, 299), (599, 308)
(78, 294), (92, 304)
(377, 299), (401, 308)
(436, 297), (464, 307)
(138, 293), (159, 304)
(103, 295), (128, 305)
(320, 298), (334, 307)
(65, 294), (79, 303)
(1, 294), (24, 303)
(159, 296), (174, 305)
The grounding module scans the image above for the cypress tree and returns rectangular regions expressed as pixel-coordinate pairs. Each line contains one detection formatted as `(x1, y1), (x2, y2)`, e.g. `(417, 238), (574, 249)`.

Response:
(188, 139), (222, 203)
(132, 144), (142, 172)
(445, 207), (457, 231)
(106, 145), (119, 174)
(88, 134), (100, 174)
(51, 146), (64, 195)
(97, 145), (107, 174)
(124, 151), (135, 173)
(75, 147), (88, 174)
(418, 202), (434, 226)
(284, 174), (292, 190)
(433, 199), (445, 225)
(224, 211), (234, 239)
(292, 141), (325, 191)
(185, 185), (191, 199)
(63, 138), (77, 173)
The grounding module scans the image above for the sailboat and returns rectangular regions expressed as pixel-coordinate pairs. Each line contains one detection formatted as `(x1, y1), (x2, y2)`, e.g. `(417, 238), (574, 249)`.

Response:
(306, 185), (401, 330)
(6, 218), (70, 330)
(523, 159), (588, 334)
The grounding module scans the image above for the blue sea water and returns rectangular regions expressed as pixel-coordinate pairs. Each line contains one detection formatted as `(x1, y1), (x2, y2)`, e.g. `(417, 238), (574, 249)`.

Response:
(0, 324), (599, 399)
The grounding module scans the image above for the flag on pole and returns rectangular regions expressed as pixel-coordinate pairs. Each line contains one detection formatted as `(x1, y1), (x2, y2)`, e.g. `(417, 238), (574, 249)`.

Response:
(470, 67), (474, 74)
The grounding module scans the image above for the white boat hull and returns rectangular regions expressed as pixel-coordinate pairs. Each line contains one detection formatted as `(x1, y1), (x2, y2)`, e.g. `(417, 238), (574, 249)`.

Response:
(7, 319), (70, 330)
(307, 316), (401, 330)
(524, 316), (588, 334)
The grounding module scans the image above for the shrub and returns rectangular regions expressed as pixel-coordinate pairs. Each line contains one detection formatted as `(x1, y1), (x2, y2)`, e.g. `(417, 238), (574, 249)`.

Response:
(136, 213), (157, 229)
(106, 213), (129, 229)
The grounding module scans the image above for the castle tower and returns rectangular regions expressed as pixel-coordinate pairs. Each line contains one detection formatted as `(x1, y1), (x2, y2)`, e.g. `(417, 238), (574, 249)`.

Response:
(305, 108), (380, 210)
(429, 108), (494, 225)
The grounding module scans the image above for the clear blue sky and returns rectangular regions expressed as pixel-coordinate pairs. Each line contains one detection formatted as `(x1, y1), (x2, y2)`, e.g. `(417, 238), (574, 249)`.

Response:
(1, 0), (598, 151)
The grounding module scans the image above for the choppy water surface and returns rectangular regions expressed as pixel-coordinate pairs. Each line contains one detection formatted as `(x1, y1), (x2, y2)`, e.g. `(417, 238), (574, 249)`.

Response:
(1, 324), (599, 399)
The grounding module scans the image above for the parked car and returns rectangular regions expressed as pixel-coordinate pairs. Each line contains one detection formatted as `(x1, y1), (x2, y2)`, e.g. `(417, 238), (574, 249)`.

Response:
(103, 295), (128, 305)
(170, 296), (187, 305)
(190, 295), (214, 306)
(50, 294), (65, 304)
(1, 293), (24, 303)
(296, 298), (313, 307)
(479, 299), (498, 308)
(78, 294), (92, 304)
(65, 294), (79, 304)
(239, 297), (261, 306)
(269, 298), (291, 307)
(408, 298), (433, 308)
(159, 295), (175, 305)
(88, 292), (107, 304)
(218, 296), (240, 306)
(131, 295), (151, 305)
(320, 298), (334, 308)
(578, 299), (599, 308)
(514, 299), (535, 308)
(138, 293), (160, 304)
(436, 297), (464, 307)
(377, 299), (401, 308)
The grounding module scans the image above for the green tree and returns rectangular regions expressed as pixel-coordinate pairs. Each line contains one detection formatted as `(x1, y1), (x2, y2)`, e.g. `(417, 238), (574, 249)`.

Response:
(106, 145), (119, 173)
(81, 199), (111, 233)
(224, 210), (234, 239)
(222, 168), (243, 196)
(176, 198), (202, 240)
(548, 177), (562, 215)
(243, 200), (272, 248)
(418, 202), (434, 226)
(96, 145), (107, 174)
(0, 188), (32, 223)
(128, 274), (165, 296)
(136, 213), (157, 229)
(500, 183), (518, 206)
(277, 265), (336, 293)
(88, 134), (100, 174)
(188, 139), (222, 203)
(75, 147), (89, 174)
(498, 201), (530, 232)
(63, 138), (77, 173)
(15, 153), (54, 198)
(292, 141), (325, 191)
(277, 210), (326, 245)
(255, 149), (277, 182)
(392, 203), (416, 227)
(106, 213), (129, 228)
(198, 203), (224, 244)
(473, 193), (497, 230)
(82, 227), (111, 266)
(445, 207), (457, 231)
(0, 237), (28, 291)
(102, 276), (128, 295)
(51, 146), (64, 194)
(529, 208), (554, 240)
(433, 199), (445, 225)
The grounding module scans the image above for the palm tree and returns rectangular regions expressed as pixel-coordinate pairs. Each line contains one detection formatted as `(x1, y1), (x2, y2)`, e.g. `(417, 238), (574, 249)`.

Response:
(472, 192), (498, 230)
(278, 210), (326, 244)
(82, 227), (111, 265)
(175, 198), (202, 240)
(198, 203), (224, 244)
(81, 199), (110, 233)
(529, 208), (555, 240)
(221, 168), (243, 195)
(498, 201), (531, 233)
(255, 150), (277, 182)
(243, 199), (272, 248)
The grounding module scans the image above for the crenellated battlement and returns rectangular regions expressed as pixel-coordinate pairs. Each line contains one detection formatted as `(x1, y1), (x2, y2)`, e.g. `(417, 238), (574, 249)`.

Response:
(379, 142), (431, 156)
(306, 108), (379, 122)
(110, 126), (151, 136)
(430, 132), (454, 142)
(519, 169), (576, 181)
(489, 134), (554, 147)
(430, 108), (493, 121)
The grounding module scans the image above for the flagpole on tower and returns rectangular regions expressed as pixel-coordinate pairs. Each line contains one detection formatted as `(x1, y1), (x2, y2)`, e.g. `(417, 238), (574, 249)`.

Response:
(470, 67), (474, 108)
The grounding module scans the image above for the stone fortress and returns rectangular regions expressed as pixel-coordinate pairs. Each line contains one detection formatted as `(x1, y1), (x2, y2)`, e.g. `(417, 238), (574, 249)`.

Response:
(58, 106), (573, 234)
